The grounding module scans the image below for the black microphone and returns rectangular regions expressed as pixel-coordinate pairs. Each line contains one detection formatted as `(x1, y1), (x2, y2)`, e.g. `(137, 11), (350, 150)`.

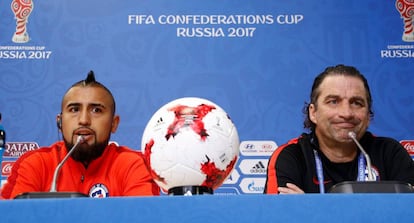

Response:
(348, 131), (375, 181)
(14, 135), (88, 199)
(50, 135), (84, 192)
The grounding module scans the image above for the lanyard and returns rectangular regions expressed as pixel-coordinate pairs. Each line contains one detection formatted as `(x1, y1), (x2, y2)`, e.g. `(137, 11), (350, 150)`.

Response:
(313, 149), (366, 194)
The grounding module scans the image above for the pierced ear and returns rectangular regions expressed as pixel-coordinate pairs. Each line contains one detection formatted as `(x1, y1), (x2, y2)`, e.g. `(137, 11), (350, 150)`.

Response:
(56, 114), (62, 130)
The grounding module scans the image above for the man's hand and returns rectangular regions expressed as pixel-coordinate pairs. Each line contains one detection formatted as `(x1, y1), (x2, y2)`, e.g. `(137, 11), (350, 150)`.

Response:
(278, 183), (305, 194)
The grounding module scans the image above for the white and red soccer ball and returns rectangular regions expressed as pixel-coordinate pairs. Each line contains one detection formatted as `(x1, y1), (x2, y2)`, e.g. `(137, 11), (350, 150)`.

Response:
(141, 97), (239, 192)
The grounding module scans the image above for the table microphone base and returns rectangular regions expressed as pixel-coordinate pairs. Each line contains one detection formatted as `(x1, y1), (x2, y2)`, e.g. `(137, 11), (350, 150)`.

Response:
(328, 181), (413, 193)
(14, 192), (88, 199)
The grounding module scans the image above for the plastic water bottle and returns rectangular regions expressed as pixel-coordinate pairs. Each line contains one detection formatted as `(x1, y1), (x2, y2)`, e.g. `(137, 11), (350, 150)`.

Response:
(0, 113), (5, 187)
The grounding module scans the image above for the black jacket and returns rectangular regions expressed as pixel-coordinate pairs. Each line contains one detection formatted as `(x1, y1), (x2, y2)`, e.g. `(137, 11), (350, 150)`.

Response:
(264, 132), (414, 193)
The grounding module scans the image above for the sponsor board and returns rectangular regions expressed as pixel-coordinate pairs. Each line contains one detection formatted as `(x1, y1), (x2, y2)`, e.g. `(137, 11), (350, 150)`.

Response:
(239, 177), (266, 194)
(214, 187), (240, 195)
(127, 14), (304, 38)
(223, 169), (240, 185)
(3, 142), (39, 158)
(239, 159), (268, 175)
(400, 140), (414, 159)
(239, 140), (277, 156)
(1, 161), (15, 177)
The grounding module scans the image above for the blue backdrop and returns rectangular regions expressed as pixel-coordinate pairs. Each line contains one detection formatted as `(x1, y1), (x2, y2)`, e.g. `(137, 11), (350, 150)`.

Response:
(1, 0), (413, 194)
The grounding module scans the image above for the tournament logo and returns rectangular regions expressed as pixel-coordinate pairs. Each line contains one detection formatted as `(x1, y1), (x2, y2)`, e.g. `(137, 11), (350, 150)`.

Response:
(380, 1), (414, 58)
(1, 0), (52, 60)
(89, 183), (109, 198)
(11, 0), (34, 43)
(396, 0), (414, 42)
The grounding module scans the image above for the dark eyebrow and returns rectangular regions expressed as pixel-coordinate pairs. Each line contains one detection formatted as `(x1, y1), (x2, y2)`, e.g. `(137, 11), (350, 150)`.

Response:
(323, 94), (365, 101)
(65, 102), (106, 109)
(89, 103), (106, 109)
(322, 94), (340, 100)
(89, 102), (104, 106)
(350, 96), (367, 104)
(65, 102), (81, 109)
(350, 96), (365, 101)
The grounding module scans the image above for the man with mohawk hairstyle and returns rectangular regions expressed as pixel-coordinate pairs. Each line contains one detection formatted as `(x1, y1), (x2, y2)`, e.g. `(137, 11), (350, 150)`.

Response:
(1, 71), (160, 199)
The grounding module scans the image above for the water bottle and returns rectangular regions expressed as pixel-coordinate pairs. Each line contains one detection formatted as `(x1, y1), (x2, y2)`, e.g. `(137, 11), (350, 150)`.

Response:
(0, 113), (5, 187)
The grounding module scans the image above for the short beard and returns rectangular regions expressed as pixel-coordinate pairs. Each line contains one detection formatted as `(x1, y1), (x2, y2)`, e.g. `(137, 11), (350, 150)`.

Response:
(64, 139), (108, 166)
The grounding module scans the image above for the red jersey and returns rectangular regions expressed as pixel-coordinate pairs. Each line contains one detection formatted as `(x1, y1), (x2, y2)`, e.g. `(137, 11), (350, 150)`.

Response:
(1, 142), (160, 199)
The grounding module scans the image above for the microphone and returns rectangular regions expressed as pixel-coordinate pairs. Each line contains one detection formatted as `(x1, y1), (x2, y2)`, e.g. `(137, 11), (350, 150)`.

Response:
(328, 132), (413, 193)
(50, 135), (84, 192)
(348, 131), (375, 181)
(14, 135), (88, 199)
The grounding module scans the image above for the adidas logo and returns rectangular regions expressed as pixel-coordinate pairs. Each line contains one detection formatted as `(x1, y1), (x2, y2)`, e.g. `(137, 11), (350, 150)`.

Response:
(156, 117), (164, 124)
(250, 161), (266, 174)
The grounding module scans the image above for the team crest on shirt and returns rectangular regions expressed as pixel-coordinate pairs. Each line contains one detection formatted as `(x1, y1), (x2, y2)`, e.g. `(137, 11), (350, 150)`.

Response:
(89, 183), (109, 198)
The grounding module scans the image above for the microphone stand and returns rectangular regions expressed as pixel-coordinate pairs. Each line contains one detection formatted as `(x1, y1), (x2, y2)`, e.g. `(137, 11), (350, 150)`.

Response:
(348, 132), (375, 181)
(50, 136), (83, 192)
(328, 132), (413, 193)
(14, 136), (88, 199)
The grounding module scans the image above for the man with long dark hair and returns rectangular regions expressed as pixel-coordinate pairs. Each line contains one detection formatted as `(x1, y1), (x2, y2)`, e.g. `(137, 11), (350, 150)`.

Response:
(265, 64), (414, 194)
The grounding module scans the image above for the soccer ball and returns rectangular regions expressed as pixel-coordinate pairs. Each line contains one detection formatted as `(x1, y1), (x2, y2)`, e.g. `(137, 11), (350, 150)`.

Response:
(141, 97), (239, 193)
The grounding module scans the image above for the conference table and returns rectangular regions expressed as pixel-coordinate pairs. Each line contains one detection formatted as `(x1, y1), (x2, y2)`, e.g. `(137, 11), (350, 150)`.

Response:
(1, 194), (413, 222)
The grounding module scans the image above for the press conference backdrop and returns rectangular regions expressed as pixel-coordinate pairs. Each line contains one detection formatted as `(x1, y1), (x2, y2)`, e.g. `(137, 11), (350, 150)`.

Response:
(0, 0), (413, 195)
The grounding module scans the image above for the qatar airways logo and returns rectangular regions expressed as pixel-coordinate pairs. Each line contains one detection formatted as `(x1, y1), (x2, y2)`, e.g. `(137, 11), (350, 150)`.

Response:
(4, 142), (39, 158)
(11, 0), (34, 43)
(400, 140), (414, 155)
